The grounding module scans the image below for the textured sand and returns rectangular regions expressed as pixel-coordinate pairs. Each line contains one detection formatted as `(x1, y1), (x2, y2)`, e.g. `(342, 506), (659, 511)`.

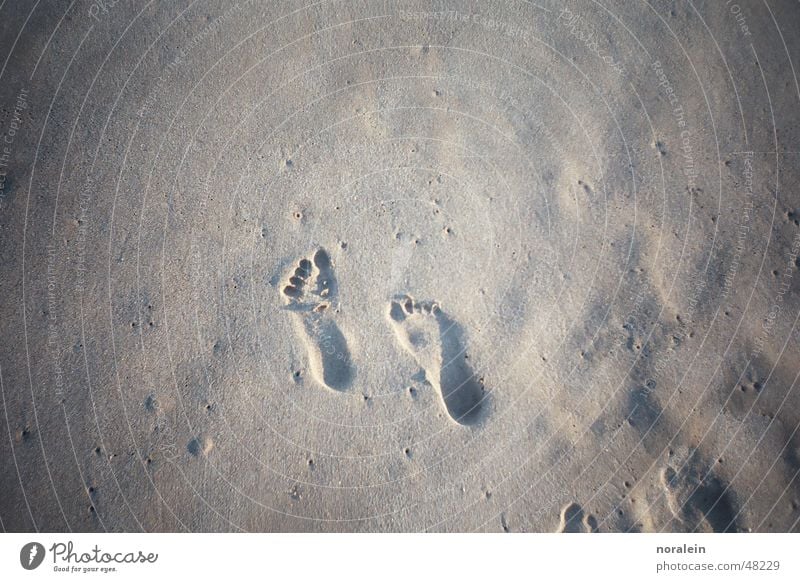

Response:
(1, 0), (800, 532)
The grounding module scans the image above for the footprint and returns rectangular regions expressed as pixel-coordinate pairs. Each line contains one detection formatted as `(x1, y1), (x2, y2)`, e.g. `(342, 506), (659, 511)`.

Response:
(661, 460), (740, 533)
(387, 295), (486, 425)
(281, 249), (354, 391)
(556, 502), (598, 533)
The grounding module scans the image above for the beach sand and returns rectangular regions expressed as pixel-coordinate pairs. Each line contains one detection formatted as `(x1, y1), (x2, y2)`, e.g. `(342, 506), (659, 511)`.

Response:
(1, 0), (799, 532)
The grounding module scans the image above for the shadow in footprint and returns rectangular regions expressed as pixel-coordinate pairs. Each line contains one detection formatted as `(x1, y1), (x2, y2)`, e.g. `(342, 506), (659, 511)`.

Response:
(388, 295), (486, 425)
(661, 457), (741, 533)
(557, 502), (598, 533)
(281, 249), (354, 391)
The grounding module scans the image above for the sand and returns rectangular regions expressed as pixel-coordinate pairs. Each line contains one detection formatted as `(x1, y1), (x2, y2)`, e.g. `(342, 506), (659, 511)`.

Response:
(1, 0), (799, 532)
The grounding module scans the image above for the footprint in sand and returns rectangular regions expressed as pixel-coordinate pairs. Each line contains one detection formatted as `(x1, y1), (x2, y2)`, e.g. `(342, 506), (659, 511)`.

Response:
(281, 249), (354, 391)
(556, 502), (598, 533)
(661, 462), (740, 533)
(388, 295), (486, 425)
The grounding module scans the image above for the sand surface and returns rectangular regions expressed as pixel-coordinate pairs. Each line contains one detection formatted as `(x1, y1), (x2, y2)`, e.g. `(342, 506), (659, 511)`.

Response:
(1, 0), (800, 532)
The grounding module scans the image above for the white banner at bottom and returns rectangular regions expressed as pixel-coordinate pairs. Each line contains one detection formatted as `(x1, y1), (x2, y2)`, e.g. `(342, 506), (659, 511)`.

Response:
(1, 533), (796, 581)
